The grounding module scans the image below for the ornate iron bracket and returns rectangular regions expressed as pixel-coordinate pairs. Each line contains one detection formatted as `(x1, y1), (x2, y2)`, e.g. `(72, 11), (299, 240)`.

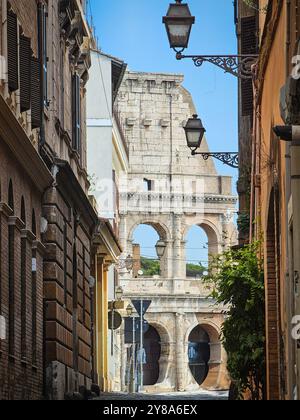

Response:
(191, 151), (239, 169)
(176, 52), (258, 79)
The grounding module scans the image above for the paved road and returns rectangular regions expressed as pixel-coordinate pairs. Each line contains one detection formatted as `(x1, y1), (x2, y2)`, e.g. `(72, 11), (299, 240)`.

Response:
(98, 390), (229, 401)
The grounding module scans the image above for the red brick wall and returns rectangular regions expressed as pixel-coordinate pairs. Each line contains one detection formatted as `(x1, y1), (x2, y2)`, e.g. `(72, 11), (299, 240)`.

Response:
(43, 186), (93, 393)
(0, 139), (44, 400)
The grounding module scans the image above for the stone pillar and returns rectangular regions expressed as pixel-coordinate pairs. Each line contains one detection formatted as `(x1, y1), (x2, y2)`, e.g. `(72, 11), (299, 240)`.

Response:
(173, 214), (183, 279)
(175, 313), (185, 391)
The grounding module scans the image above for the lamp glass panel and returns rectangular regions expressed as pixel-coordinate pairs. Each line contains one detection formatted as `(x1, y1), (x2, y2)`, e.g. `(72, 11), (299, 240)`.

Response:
(168, 23), (190, 48)
(187, 130), (201, 148)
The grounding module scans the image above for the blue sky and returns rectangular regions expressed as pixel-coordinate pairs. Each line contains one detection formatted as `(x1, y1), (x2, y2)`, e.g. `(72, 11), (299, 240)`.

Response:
(88, 0), (238, 263)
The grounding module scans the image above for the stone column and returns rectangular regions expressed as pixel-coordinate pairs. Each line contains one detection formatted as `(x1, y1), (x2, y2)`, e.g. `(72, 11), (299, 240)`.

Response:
(175, 313), (185, 391)
(173, 214), (183, 279)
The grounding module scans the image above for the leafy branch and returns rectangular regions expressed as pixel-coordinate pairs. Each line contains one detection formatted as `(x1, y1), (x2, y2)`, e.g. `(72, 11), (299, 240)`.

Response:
(205, 242), (266, 400)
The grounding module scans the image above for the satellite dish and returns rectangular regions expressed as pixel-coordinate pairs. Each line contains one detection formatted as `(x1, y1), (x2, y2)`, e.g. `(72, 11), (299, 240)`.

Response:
(138, 270), (144, 276)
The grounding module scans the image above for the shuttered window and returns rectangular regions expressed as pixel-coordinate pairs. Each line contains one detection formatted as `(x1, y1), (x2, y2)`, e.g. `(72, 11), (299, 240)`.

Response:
(20, 35), (32, 112)
(37, 3), (48, 107)
(7, 10), (19, 92)
(42, 5), (48, 105)
(241, 16), (257, 116)
(72, 73), (81, 152)
(31, 57), (41, 129)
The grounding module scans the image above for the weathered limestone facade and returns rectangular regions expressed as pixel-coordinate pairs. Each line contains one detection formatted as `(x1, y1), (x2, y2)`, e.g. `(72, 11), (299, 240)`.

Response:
(116, 71), (237, 392)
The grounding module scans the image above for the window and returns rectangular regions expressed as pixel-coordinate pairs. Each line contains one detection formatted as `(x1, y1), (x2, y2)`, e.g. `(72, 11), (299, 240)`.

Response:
(38, 3), (48, 106)
(72, 73), (81, 152)
(8, 179), (14, 211)
(20, 35), (32, 112)
(7, 9), (19, 92)
(32, 209), (36, 236)
(143, 179), (153, 192)
(240, 16), (257, 117)
(31, 56), (41, 129)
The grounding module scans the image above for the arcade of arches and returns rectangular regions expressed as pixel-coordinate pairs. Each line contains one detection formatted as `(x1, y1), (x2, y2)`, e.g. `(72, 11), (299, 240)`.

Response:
(120, 212), (236, 392)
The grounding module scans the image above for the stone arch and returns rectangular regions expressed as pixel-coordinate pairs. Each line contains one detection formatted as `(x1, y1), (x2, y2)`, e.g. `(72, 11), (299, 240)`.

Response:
(185, 320), (224, 390)
(184, 219), (222, 262)
(145, 321), (172, 386)
(127, 219), (172, 278)
(128, 219), (171, 243)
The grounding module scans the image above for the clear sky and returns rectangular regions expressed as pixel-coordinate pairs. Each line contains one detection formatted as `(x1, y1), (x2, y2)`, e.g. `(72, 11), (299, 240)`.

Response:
(88, 0), (238, 263)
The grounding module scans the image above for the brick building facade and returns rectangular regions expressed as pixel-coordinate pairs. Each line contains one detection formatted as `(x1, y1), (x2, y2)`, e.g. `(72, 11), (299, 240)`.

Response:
(0, 0), (98, 400)
(237, 0), (300, 400)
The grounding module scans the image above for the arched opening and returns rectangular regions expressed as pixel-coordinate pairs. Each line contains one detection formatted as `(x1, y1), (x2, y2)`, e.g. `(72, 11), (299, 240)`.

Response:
(8, 180), (14, 211)
(185, 226), (209, 278)
(32, 210), (36, 236)
(265, 188), (281, 399)
(21, 196), (26, 225)
(188, 325), (210, 386)
(20, 196), (27, 359)
(143, 326), (161, 386)
(132, 224), (162, 278)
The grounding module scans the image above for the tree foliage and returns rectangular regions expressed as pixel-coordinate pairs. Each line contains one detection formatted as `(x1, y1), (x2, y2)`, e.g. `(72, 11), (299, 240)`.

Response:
(141, 257), (206, 278)
(205, 242), (266, 400)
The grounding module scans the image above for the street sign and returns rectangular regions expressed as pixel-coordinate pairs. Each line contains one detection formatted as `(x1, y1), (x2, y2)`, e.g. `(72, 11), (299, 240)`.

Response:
(132, 300), (152, 317)
(124, 317), (149, 344)
(108, 311), (122, 330)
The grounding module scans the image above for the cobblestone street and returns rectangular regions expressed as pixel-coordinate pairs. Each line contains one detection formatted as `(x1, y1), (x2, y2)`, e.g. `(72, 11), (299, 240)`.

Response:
(98, 391), (229, 401)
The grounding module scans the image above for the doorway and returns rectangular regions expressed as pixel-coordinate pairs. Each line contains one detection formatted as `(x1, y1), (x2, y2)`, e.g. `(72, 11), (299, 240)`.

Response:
(188, 326), (210, 386)
(143, 326), (161, 386)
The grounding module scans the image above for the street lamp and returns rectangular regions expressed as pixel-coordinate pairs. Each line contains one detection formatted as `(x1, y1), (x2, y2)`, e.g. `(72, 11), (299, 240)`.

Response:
(118, 254), (134, 272)
(184, 115), (239, 169)
(163, 0), (195, 50)
(126, 304), (133, 317)
(163, 1), (258, 79)
(115, 286), (123, 301)
(155, 239), (167, 259)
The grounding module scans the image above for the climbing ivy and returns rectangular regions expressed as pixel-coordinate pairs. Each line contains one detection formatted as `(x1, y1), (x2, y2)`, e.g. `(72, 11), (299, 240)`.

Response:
(205, 242), (266, 400)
